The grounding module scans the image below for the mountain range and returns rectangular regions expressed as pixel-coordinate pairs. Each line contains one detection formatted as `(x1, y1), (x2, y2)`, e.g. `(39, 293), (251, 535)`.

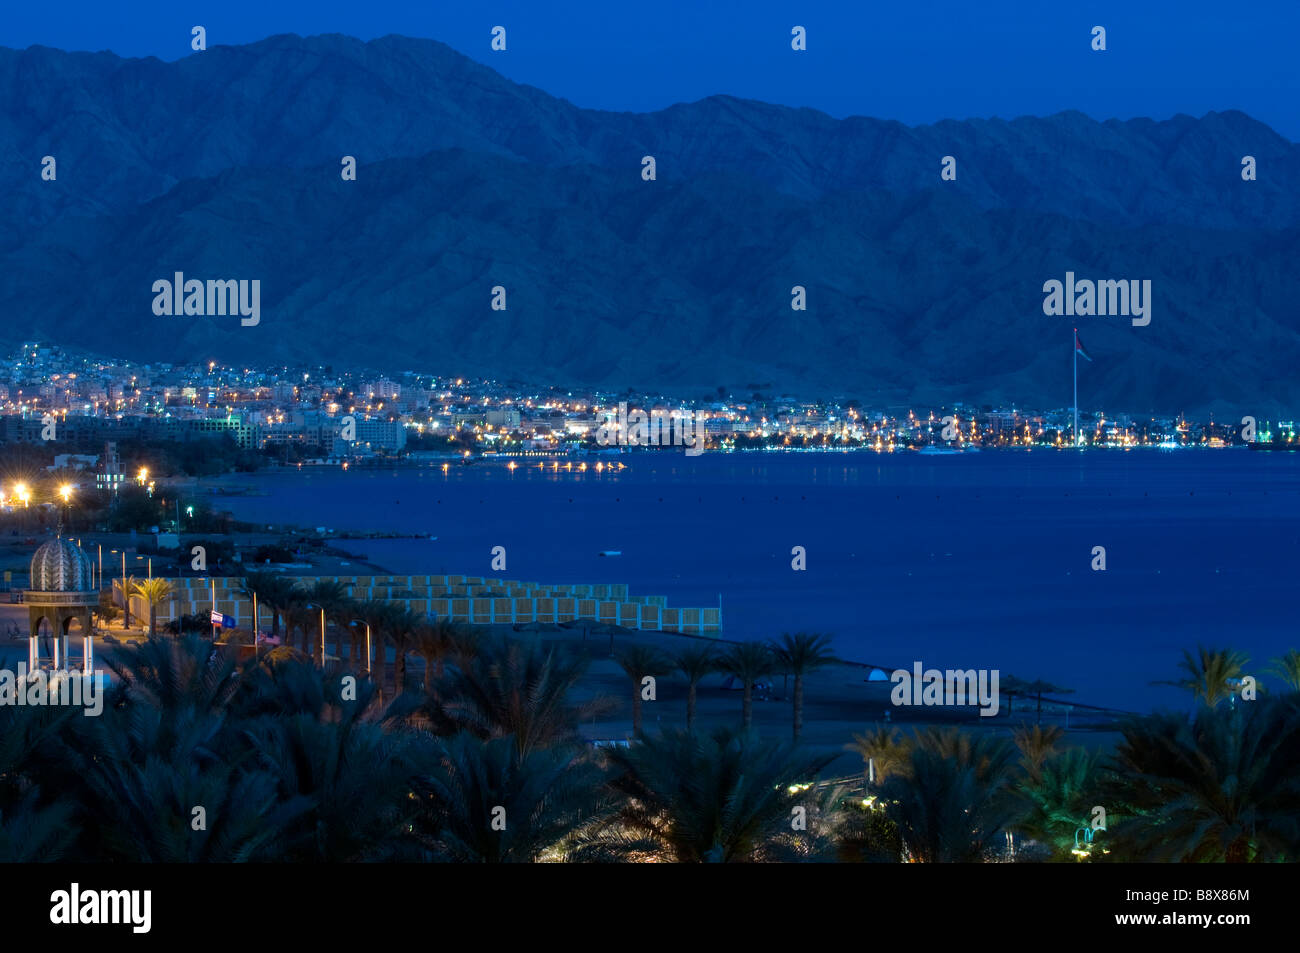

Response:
(2, 33), (1298, 413)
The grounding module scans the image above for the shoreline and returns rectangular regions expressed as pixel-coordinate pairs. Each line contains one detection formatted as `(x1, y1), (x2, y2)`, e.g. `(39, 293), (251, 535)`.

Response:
(0, 610), (1127, 780)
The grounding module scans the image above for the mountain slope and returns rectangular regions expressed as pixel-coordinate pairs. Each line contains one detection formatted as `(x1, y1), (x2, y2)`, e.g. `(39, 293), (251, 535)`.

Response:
(1, 33), (1297, 412)
(3, 147), (1297, 413)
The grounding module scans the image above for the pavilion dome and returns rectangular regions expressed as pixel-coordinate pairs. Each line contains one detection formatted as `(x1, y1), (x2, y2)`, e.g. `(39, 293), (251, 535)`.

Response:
(30, 537), (95, 593)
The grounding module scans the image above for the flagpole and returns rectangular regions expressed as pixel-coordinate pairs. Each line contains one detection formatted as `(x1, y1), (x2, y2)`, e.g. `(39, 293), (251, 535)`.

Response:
(1073, 327), (1079, 448)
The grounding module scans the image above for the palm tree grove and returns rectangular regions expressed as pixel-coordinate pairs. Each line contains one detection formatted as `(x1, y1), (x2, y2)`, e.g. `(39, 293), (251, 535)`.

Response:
(4, 586), (1297, 863)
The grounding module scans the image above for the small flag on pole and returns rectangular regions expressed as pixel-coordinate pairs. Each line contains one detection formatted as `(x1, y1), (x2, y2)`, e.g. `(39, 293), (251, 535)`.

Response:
(1075, 331), (1093, 362)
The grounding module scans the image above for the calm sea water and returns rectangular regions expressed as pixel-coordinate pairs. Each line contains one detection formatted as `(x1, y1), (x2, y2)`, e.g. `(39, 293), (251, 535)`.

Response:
(208, 449), (1300, 712)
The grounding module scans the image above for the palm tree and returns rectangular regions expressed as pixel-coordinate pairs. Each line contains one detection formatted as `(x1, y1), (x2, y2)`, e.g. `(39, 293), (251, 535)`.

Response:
(845, 724), (911, 787)
(1012, 747), (1107, 861)
(243, 712), (422, 861)
(240, 572), (298, 640)
(1012, 723), (1065, 783)
(614, 645), (673, 737)
(412, 733), (616, 862)
(414, 618), (461, 688)
(131, 577), (174, 636)
(301, 579), (353, 660)
(436, 637), (612, 756)
(351, 599), (396, 684)
(94, 591), (120, 631)
(674, 644), (716, 733)
(230, 641), (402, 729)
(116, 574), (139, 629)
(717, 642), (774, 731)
(1268, 649), (1300, 693)
(1155, 645), (1249, 708)
(836, 800), (904, 864)
(771, 632), (836, 742)
(879, 727), (1020, 862)
(448, 623), (483, 667)
(74, 705), (304, 862)
(280, 592), (316, 658)
(600, 726), (841, 861)
(0, 697), (82, 811)
(0, 792), (78, 862)
(1104, 700), (1300, 862)
(102, 634), (241, 716)
(240, 571), (277, 636)
(386, 607), (423, 693)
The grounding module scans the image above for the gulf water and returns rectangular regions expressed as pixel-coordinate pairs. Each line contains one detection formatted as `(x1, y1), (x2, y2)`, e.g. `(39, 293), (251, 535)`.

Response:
(209, 449), (1300, 712)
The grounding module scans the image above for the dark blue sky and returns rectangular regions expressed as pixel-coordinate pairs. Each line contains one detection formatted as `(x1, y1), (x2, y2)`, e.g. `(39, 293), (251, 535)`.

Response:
(5, 1), (1297, 140)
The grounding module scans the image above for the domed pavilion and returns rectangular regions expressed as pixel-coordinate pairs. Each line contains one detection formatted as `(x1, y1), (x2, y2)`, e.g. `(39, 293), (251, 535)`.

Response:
(26, 536), (98, 672)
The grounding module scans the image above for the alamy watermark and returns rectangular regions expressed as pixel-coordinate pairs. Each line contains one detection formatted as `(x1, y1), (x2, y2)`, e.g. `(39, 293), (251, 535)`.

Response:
(1042, 271), (1150, 327)
(50, 883), (150, 933)
(890, 661), (1000, 717)
(595, 402), (706, 456)
(0, 664), (103, 716)
(152, 272), (260, 326)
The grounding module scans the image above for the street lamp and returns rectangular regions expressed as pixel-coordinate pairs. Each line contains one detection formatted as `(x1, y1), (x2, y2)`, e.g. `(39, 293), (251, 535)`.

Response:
(250, 590), (259, 656)
(57, 484), (74, 533)
(307, 604), (326, 663)
(349, 619), (372, 675)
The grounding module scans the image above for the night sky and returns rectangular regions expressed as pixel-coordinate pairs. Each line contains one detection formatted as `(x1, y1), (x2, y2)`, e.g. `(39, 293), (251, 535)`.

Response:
(4, 1), (1297, 139)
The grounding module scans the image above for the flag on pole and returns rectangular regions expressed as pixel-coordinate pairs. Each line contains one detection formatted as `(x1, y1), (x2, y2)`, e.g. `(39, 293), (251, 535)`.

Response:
(1075, 331), (1093, 362)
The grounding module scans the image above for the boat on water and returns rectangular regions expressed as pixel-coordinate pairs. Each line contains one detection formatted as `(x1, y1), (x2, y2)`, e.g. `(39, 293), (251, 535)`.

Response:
(598, 550), (622, 557)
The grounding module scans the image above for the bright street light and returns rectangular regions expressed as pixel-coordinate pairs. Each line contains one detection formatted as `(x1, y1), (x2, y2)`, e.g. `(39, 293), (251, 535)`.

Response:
(350, 620), (373, 676)
(307, 604), (327, 662)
